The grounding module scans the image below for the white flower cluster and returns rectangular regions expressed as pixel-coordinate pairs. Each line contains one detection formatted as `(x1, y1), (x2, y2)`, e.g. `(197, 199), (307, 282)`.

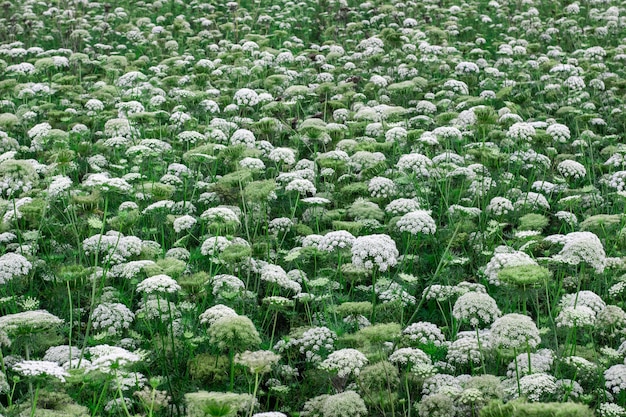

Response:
(564, 75), (586, 90)
(268, 217), (293, 234)
(92, 302), (135, 336)
(136, 274), (181, 294)
(0, 310), (63, 335)
(433, 126), (463, 141)
(82, 232), (143, 265)
(396, 153), (433, 177)
(553, 232), (606, 273)
(240, 157), (265, 170)
(201, 236), (232, 258)
(368, 176), (396, 199)
(351, 234), (399, 272)
(559, 291), (606, 314)
(556, 305), (596, 328)
(396, 210), (437, 235)
(607, 171), (626, 192)
(447, 332), (489, 366)
(482, 248), (538, 286)
(260, 264), (301, 293)
(285, 178), (316, 196)
(557, 160), (586, 179)
(173, 215), (197, 233)
(0, 252), (32, 284)
(485, 197), (514, 216)
(269, 147), (296, 166)
(385, 198), (422, 216)
(88, 344), (141, 373)
(47, 175), (72, 199)
(385, 126), (407, 143)
(490, 313), (540, 350)
(318, 231), (355, 252)
(108, 260), (154, 280)
(13, 360), (69, 382)
(507, 122), (536, 142)
(507, 349), (554, 379)
(546, 123), (571, 143)
(233, 88), (259, 106)
(318, 348), (368, 378)
(455, 61), (480, 74)
(276, 326), (337, 363)
(201, 207), (240, 224)
(211, 274), (245, 297)
(403, 322), (447, 347)
(453, 292), (501, 328)
(389, 347), (432, 367)
(515, 373), (557, 402)
(604, 364), (626, 395)
(83, 173), (133, 193)
(199, 304), (238, 326)
(375, 279), (416, 306)
(230, 128), (256, 148)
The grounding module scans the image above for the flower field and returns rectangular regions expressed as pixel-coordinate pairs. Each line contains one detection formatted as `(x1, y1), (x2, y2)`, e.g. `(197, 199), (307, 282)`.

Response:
(1, 0), (626, 415)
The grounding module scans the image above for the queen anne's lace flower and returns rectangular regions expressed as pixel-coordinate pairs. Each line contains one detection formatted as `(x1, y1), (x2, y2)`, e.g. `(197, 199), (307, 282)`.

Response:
(403, 322), (447, 347)
(0, 253), (32, 284)
(553, 232), (606, 273)
(92, 302), (135, 335)
(351, 234), (399, 272)
(558, 160), (586, 179)
(452, 292), (501, 328)
(136, 274), (181, 294)
(199, 304), (238, 326)
(389, 347), (432, 367)
(13, 360), (69, 382)
(490, 314), (540, 350)
(368, 177), (396, 199)
(396, 153), (433, 177)
(514, 373), (557, 402)
(318, 348), (368, 378)
(605, 364), (626, 395)
(318, 231), (356, 252)
(396, 210), (437, 235)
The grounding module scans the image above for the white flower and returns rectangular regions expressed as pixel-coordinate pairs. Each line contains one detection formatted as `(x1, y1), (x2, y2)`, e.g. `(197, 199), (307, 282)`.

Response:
(318, 348), (368, 378)
(403, 322), (446, 347)
(553, 232), (606, 273)
(318, 231), (356, 252)
(396, 210), (437, 235)
(507, 122), (536, 142)
(13, 360), (69, 382)
(514, 373), (557, 402)
(605, 364), (626, 395)
(389, 347), (432, 366)
(233, 88), (259, 106)
(136, 274), (181, 294)
(452, 292), (501, 328)
(490, 314), (540, 350)
(368, 176), (396, 199)
(92, 303), (135, 335)
(557, 160), (586, 179)
(199, 304), (238, 326)
(285, 178), (316, 196)
(0, 252), (32, 284)
(351, 234), (399, 272)
(173, 215), (197, 233)
(396, 153), (433, 177)
(47, 175), (72, 198)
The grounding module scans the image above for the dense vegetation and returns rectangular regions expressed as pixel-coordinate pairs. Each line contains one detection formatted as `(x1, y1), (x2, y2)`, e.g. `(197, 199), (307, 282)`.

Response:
(0, 0), (625, 416)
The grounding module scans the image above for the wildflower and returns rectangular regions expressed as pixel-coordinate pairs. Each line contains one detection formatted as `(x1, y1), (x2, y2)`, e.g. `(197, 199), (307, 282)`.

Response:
(453, 292), (501, 328)
(351, 234), (399, 272)
(13, 360), (69, 382)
